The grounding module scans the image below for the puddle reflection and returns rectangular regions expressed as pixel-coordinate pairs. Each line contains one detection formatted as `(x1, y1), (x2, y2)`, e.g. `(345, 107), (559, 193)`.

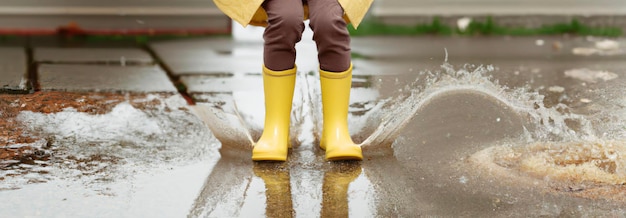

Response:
(321, 163), (362, 218)
(189, 149), (366, 217)
(188, 149), (254, 217)
(253, 162), (293, 217)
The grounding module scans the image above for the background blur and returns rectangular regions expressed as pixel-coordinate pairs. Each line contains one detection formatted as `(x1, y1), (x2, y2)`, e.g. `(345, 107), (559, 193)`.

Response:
(0, 0), (624, 36)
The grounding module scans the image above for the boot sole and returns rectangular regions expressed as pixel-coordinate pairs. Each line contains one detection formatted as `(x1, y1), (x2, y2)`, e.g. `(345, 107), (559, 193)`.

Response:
(252, 153), (288, 161)
(325, 146), (363, 161)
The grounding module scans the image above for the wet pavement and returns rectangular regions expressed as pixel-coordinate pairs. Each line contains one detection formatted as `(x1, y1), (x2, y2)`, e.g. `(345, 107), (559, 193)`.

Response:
(0, 47), (27, 93)
(1, 35), (626, 217)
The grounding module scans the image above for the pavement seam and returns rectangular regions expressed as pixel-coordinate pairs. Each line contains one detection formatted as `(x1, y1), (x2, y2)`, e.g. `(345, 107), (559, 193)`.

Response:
(25, 43), (37, 93)
(142, 44), (195, 105)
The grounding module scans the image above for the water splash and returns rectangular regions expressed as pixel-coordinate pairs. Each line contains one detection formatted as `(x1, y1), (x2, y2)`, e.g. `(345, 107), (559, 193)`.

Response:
(359, 62), (597, 150)
(195, 61), (601, 158)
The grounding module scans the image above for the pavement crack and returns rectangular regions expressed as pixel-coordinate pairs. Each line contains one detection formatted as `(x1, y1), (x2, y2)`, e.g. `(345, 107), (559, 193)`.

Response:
(141, 45), (195, 105)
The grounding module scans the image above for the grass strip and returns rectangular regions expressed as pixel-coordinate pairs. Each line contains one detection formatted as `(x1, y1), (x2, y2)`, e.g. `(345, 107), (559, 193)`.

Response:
(349, 17), (622, 37)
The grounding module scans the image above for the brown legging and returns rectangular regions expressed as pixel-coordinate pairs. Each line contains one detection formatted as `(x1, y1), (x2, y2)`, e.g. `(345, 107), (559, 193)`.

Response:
(262, 0), (351, 72)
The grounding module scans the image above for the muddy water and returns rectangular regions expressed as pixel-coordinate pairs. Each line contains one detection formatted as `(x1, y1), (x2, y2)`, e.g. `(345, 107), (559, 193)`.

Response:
(362, 63), (626, 216)
(191, 48), (626, 216)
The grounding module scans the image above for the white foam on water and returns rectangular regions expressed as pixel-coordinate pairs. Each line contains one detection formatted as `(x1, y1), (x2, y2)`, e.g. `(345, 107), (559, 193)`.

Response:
(18, 102), (162, 143)
(6, 95), (217, 192)
(564, 68), (619, 83)
(572, 38), (625, 56)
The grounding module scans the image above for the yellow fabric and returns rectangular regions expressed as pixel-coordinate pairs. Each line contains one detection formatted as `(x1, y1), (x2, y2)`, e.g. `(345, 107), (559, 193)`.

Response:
(213, 0), (373, 28)
(338, 0), (373, 29)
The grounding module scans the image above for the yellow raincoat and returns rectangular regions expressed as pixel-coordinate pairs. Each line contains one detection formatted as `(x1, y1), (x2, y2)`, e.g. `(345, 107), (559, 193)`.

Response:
(213, 0), (373, 28)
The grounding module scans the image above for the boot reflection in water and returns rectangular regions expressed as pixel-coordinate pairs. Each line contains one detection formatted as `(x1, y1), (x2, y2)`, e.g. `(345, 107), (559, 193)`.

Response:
(322, 163), (362, 217)
(254, 163), (294, 217)
(246, 0), (368, 161)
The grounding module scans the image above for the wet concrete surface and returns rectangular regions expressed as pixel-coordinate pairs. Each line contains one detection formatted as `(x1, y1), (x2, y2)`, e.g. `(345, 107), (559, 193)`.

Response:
(174, 36), (626, 217)
(38, 64), (177, 92)
(35, 47), (154, 65)
(0, 47), (27, 93)
(1, 35), (626, 217)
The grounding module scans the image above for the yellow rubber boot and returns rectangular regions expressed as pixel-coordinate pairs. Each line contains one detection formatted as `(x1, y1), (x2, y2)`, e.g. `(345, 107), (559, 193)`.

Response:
(252, 66), (296, 161)
(320, 64), (363, 161)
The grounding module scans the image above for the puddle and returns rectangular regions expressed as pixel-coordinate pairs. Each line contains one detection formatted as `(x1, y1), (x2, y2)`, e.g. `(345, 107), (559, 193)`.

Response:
(565, 68), (619, 83)
(183, 56), (626, 216)
(355, 60), (626, 215)
(0, 93), (219, 217)
(481, 140), (626, 185)
(3, 52), (626, 216)
(572, 38), (625, 56)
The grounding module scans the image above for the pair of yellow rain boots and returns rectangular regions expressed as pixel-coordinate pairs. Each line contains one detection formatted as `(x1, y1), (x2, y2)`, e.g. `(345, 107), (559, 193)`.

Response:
(251, 64), (363, 161)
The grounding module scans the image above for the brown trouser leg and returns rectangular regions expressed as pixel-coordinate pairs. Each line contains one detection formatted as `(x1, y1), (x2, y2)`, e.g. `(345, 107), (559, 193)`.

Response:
(262, 0), (304, 71)
(307, 0), (351, 72)
(263, 0), (351, 72)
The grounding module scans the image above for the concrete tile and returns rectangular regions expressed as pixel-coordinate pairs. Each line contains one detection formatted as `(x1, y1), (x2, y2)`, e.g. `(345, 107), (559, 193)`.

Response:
(168, 56), (263, 75)
(150, 37), (236, 56)
(351, 36), (560, 60)
(352, 58), (442, 75)
(151, 38), (264, 75)
(0, 47), (28, 93)
(35, 47), (154, 65)
(151, 37), (323, 76)
(38, 64), (177, 92)
(181, 74), (262, 93)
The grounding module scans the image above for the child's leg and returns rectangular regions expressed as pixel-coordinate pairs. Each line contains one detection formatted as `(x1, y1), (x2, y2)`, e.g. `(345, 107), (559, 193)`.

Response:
(263, 0), (305, 71)
(252, 0), (305, 161)
(307, 0), (351, 72)
(308, 0), (363, 160)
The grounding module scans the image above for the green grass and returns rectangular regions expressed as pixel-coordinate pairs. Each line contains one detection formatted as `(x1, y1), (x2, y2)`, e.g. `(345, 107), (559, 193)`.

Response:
(351, 52), (371, 59)
(349, 17), (454, 36)
(0, 35), (19, 42)
(349, 17), (623, 37)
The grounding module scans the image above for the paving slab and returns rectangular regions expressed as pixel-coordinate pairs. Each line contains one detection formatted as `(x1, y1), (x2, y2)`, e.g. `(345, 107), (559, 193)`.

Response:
(351, 36), (626, 60)
(35, 47), (154, 65)
(181, 74), (262, 94)
(168, 56), (263, 75)
(151, 37), (321, 76)
(0, 47), (28, 93)
(151, 38), (262, 75)
(38, 64), (177, 92)
(150, 37), (236, 56)
(154, 36), (625, 78)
